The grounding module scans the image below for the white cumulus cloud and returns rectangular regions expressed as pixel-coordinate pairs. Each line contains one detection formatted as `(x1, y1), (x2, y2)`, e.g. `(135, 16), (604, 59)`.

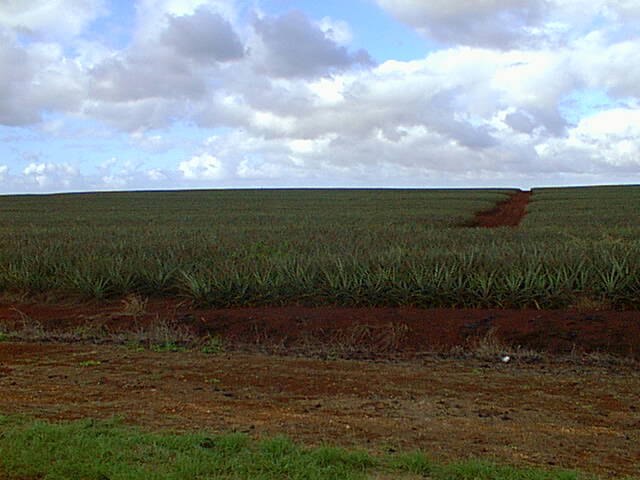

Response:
(179, 153), (223, 180)
(0, 32), (86, 125)
(22, 162), (80, 189)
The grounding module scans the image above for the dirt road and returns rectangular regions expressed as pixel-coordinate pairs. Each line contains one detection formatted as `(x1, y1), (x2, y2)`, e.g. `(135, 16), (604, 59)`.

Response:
(471, 189), (531, 227)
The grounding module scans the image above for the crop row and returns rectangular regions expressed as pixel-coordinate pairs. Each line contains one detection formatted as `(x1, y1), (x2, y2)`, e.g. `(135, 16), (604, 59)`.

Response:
(1, 240), (639, 309)
(1, 186), (639, 309)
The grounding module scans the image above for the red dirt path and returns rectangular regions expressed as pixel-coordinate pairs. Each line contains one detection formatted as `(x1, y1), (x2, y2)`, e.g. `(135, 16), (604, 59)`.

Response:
(472, 190), (531, 227)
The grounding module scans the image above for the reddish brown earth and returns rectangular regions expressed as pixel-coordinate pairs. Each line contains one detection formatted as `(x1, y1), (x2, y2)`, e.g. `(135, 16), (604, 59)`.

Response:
(1, 342), (638, 479)
(1, 299), (640, 478)
(2, 300), (639, 359)
(472, 190), (531, 227)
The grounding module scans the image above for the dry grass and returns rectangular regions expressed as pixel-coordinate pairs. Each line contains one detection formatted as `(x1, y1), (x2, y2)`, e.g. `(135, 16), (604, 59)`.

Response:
(461, 328), (544, 363)
(0, 314), (637, 368)
(571, 296), (613, 312)
(119, 294), (148, 318)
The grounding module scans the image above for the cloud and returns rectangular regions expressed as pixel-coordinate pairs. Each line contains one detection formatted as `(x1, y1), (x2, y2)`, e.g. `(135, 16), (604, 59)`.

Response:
(87, 0), (246, 102)
(374, 0), (551, 48)
(317, 17), (354, 45)
(0, 0), (106, 40)
(2, 0), (640, 193)
(84, 3), (247, 130)
(180, 38), (639, 187)
(531, 107), (640, 182)
(375, 0), (640, 49)
(0, 158), (170, 193)
(89, 49), (207, 103)
(83, 97), (187, 131)
(0, 33), (39, 125)
(571, 35), (640, 99)
(129, 131), (174, 153)
(0, 31), (86, 125)
(179, 153), (223, 180)
(95, 157), (175, 189)
(132, 0), (240, 47)
(22, 162), (81, 189)
(230, 47), (571, 145)
(586, 0), (640, 24)
(161, 6), (245, 63)
(564, 108), (640, 168)
(252, 10), (374, 78)
(504, 110), (537, 133)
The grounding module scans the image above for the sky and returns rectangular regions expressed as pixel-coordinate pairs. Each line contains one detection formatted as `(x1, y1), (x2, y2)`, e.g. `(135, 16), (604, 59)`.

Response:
(0, 0), (639, 194)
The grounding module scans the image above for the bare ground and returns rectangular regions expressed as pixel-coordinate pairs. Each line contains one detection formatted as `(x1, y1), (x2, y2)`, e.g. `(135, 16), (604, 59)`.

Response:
(1, 300), (640, 478)
(470, 190), (531, 227)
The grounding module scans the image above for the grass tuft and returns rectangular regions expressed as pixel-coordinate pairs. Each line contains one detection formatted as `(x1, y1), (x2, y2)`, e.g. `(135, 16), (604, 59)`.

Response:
(201, 335), (225, 354)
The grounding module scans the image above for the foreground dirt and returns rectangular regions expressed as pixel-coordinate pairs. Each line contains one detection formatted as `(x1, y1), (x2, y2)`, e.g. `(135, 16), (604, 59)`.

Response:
(0, 342), (638, 479)
(1, 300), (640, 478)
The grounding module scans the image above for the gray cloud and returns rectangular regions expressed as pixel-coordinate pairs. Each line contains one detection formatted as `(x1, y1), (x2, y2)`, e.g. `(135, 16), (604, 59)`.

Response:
(0, 30), (85, 126)
(85, 6), (247, 128)
(83, 97), (187, 131)
(375, 0), (552, 49)
(527, 108), (567, 136)
(162, 6), (245, 63)
(447, 123), (498, 149)
(421, 90), (499, 149)
(0, 33), (39, 125)
(253, 10), (374, 78)
(505, 110), (537, 133)
(193, 66), (320, 130)
(89, 49), (207, 103)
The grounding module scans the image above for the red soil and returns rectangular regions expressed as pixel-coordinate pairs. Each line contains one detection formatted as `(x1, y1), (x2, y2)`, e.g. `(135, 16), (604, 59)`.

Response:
(1, 300), (639, 359)
(2, 300), (640, 478)
(472, 190), (531, 227)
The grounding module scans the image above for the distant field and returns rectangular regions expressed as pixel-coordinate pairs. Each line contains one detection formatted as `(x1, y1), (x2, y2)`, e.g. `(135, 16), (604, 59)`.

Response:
(1, 186), (639, 309)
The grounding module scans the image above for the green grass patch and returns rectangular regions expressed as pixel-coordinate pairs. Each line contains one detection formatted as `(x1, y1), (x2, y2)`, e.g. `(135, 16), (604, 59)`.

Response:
(78, 360), (102, 367)
(150, 342), (188, 353)
(201, 335), (225, 355)
(0, 416), (600, 480)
